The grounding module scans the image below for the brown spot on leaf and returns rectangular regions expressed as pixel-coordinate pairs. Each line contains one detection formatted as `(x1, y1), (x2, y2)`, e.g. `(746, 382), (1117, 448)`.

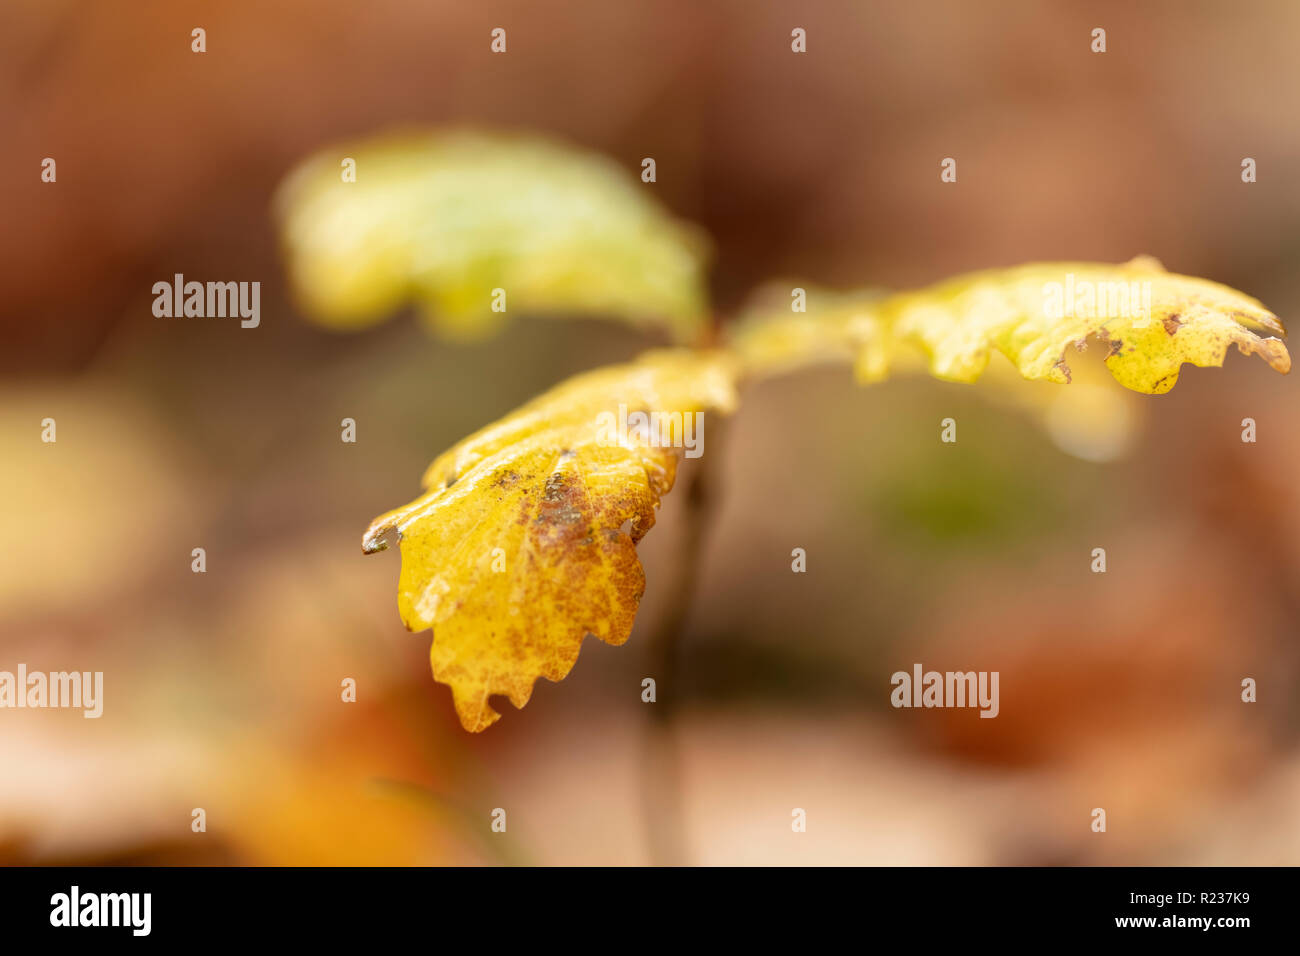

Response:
(538, 471), (585, 526)
(492, 469), (522, 489)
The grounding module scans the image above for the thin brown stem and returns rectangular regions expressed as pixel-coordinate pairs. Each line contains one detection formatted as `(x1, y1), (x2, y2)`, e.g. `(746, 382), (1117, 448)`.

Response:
(640, 420), (724, 865)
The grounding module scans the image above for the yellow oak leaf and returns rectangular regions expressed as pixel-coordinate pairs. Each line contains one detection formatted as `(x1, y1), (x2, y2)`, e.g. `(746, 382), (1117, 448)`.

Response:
(732, 258), (1289, 394)
(363, 350), (738, 731)
(886, 257), (1289, 393)
(276, 129), (710, 342)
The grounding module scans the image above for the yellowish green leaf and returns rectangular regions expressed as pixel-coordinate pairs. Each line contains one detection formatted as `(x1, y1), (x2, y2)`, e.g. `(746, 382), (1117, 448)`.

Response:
(730, 283), (895, 383)
(363, 350), (738, 731)
(276, 130), (710, 342)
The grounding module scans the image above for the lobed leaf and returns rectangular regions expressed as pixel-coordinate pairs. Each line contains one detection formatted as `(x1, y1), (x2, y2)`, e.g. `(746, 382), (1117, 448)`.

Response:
(276, 130), (710, 342)
(732, 258), (1289, 394)
(363, 350), (738, 731)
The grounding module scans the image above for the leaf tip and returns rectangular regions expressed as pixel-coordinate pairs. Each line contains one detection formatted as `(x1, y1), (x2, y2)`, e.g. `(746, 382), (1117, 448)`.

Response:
(362, 520), (398, 554)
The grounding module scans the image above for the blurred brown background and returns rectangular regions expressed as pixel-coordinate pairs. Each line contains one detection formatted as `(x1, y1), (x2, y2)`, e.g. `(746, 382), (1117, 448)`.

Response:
(2, 0), (1298, 864)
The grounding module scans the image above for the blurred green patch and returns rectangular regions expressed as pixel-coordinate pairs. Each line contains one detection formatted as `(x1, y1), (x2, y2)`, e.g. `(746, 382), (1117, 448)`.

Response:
(863, 394), (1084, 555)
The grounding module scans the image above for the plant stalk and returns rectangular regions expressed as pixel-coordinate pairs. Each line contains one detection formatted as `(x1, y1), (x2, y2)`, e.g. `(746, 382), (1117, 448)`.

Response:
(640, 421), (723, 866)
